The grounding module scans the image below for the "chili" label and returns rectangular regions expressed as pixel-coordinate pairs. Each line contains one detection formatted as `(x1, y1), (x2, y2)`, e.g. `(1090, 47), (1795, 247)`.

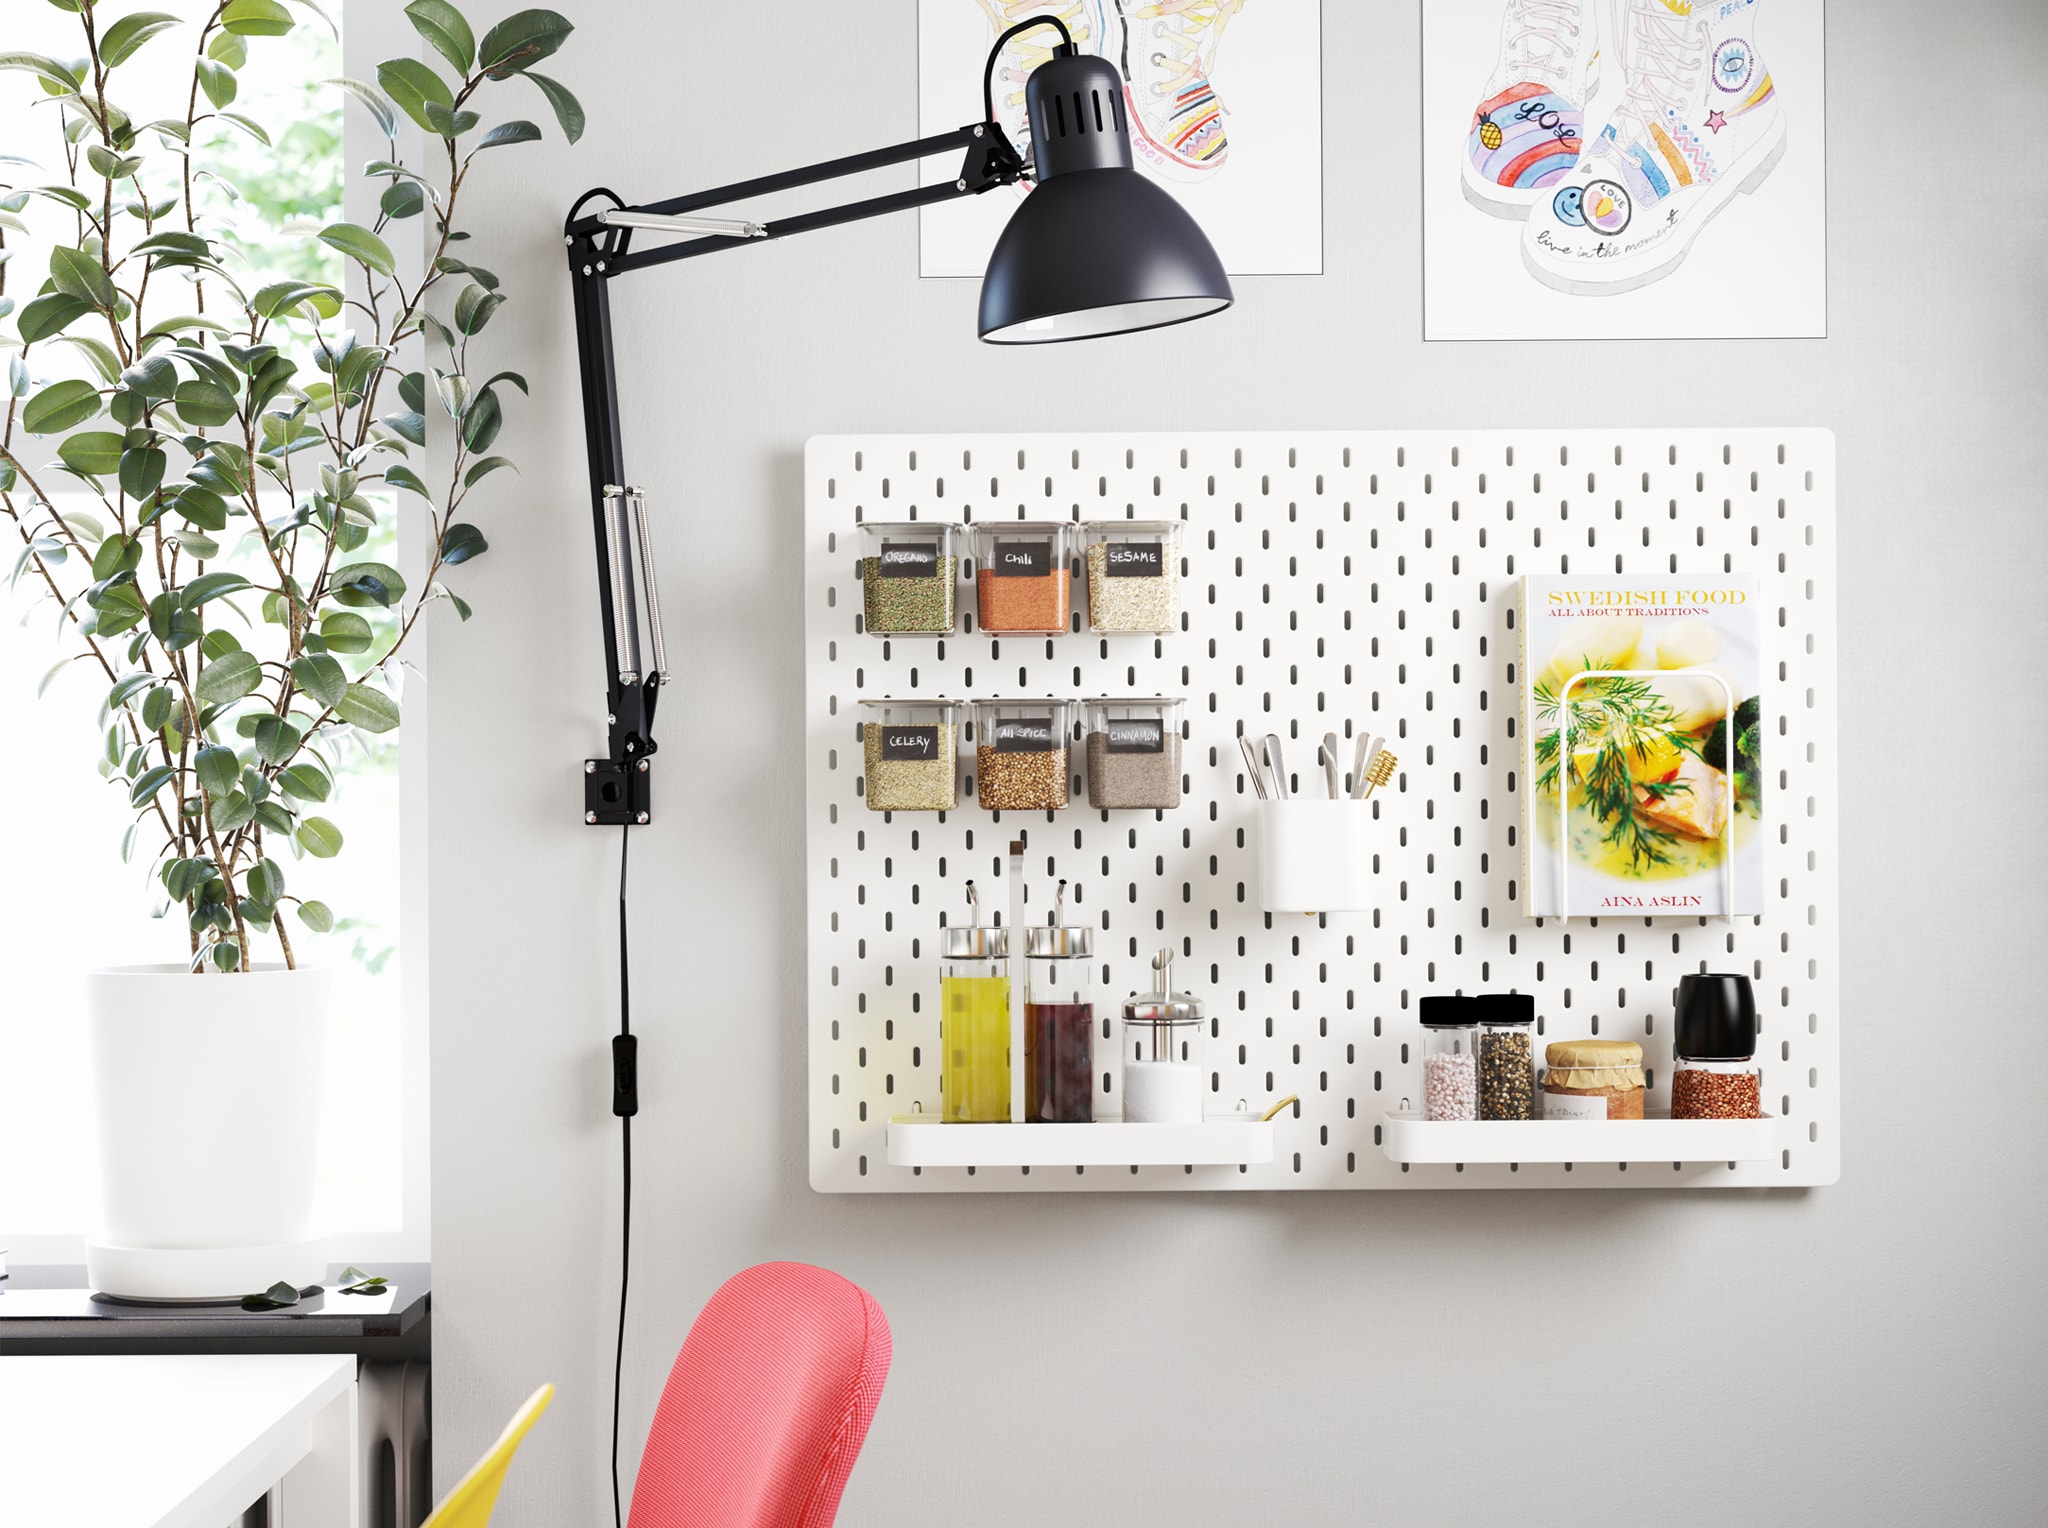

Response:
(991, 541), (1051, 577)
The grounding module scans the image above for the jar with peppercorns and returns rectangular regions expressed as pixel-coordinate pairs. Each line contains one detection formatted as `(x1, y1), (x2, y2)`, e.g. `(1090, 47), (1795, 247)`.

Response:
(1671, 973), (1762, 1120)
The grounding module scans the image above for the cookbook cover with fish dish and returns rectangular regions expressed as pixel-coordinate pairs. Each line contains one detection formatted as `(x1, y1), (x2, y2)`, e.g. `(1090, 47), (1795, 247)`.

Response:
(1519, 576), (1763, 918)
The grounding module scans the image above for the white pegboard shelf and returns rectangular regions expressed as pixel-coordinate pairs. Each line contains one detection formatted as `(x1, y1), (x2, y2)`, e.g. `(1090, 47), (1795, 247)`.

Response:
(1378, 1111), (1783, 1165)
(886, 1116), (1275, 1168)
(805, 429), (1841, 1193)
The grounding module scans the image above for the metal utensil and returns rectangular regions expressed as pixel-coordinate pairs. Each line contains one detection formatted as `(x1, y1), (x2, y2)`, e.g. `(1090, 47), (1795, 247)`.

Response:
(1263, 733), (1289, 800)
(1350, 732), (1380, 800)
(1322, 732), (1341, 800)
(1361, 745), (1397, 799)
(1238, 733), (1268, 799)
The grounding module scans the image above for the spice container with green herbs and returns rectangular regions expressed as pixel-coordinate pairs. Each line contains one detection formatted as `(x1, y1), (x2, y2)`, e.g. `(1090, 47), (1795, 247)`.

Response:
(973, 700), (1071, 811)
(1477, 993), (1536, 1121)
(858, 521), (958, 634)
(972, 522), (1071, 633)
(1083, 697), (1184, 810)
(1082, 520), (1182, 633)
(859, 699), (959, 813)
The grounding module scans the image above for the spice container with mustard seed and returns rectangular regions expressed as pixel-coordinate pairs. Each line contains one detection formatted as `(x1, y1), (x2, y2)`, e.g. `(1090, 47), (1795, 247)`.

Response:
(1671, 972), (1763, 1120)
(1025, 882), (1094, 1123)
(1121, 948), (1204, 1124)
(940, 882), (1011, 1123)
(858, 699), (959, 813)
(1541, 1038), (1646, 1120)
(857, 521), (958, 635)
(1081, 520), (1182, 633)
(1083, 697), (1184, 810)
(973, 699), (1072, 812)
(972, 522), (1071, 634)
(1476, 993), (1536, 1121)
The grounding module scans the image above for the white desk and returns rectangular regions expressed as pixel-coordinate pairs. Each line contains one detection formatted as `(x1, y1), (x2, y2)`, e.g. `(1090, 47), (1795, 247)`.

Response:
(0, 1353), (357, 1527)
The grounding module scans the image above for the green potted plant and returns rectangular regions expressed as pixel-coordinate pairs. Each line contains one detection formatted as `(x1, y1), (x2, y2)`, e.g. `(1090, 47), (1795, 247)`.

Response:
(0, 1), (581, 1299)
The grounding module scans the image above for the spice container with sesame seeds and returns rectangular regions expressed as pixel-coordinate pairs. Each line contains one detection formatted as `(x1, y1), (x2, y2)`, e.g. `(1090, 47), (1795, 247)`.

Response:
(972, 522), (1071, 633)
(1082, 520), (1182, 633)
(973, 700), (1071, 812)
(1541, 1038), (1646, 1120)
(1477, 993), (1536, 1121)
(1083, 697), (1184, 810)
(1419, 996), (1478, 1122)
(857, 521), (958, 634)
(1670, 973), (1763, 1120)
(859, 699), (959, 813)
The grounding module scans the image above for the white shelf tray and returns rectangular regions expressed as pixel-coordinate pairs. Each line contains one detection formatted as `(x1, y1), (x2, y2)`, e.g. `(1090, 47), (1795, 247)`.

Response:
(1379, 1112), (1783, 1165)
(887, 1115), (1275, 1169)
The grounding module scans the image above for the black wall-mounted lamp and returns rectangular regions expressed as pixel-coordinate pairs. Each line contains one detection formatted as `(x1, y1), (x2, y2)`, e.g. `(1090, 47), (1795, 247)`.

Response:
(564, 15), (1232, 829)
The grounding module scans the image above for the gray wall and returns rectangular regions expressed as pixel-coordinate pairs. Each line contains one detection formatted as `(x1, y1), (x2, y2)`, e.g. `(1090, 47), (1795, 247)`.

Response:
(428, 2), (2047, 1522)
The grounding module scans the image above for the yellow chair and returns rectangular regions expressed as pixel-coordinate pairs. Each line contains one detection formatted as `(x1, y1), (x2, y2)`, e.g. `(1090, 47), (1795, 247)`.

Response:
(420, 1383), (553, 1528)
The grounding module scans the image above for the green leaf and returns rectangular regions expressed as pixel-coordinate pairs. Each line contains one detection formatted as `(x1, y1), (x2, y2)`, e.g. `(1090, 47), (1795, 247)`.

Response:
(439, 522), (487, 564)
(119, 446), (166, 500)
(129, 763), (176, 807)
(522, 70), (583, 143)
(463, 454), (515, 488)
(85, 143), (143, 180)
(383, 464), (431, 497)
(91, 534), (141, 580)
(290, 653), (347, 708)
(474, 119), (541, 151)
(461, 389), (501, 451)
(296, 816), (344, 857)
(56, 333), (123, 385)
(120, 351), (179, 395)
(319, 610), (373, 653)
(173, 378), (239, 428)
(297, 899), (334, 932)
(478, 8), (573, 78)
(141, 685), (176, 730)
(379, 179), (424, 219)
(277, 763), (332, 802)
(195, 744), (241, 797)
(90, 583), (149, 638)
(317, 221), (395, 277)
(330, 561), (406, 608)
(208, 30), (248, 66)
(146, 592), (203, 649)
(240, 1279), (301, 1311)
(16, 292), (92, 343)
(59, 431), (125, 476)
(251, 715), (302, 765)
(50, 246), (116, 309)
(183, 571), (254, 607)
(218, 111), (271, 147)
(213, 791), (257, 833)
(335, 683), (400, 733)
(382, 410), (426, 446)
(22, 378), (101, 433)
(0, 52), (80, 90)
(221, 0), (294, 37)
(327, 75), (396, 137)
(194, 651), (262, 706)
(376, 57), (453, 135)
(404, 0), (475, 72)
(247, 856), (286, 904)
(212, 939), (243, 973)
(252, 280), (343, 321)
(195, 55), (238, 108)
(453, 282), (503, 334)
(252, 801), (295, 835)
(101, 11), (182, 66)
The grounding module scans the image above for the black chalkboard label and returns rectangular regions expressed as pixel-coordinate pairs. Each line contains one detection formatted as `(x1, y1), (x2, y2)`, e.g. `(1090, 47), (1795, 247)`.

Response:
(992, 540), (1050, 578)
(880, 725), (939, 761)
(1105, 718), (1165, 754)
(994, 718), (1058, 752)
(878, 541), (939, 578)
(1105, 542), (1164, 578)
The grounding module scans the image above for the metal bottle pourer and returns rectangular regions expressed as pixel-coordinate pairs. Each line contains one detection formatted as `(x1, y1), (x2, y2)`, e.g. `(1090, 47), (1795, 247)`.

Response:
(945, 878), (1006, 960)
(1125, 946), (1202, 1062)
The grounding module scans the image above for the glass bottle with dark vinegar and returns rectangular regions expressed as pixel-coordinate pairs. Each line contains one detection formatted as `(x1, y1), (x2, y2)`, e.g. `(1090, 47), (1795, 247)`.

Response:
(1026, 888), (1094, 1122)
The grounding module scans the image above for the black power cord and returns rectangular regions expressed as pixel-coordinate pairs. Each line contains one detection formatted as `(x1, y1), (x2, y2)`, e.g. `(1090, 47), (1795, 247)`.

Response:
(610, 824), (638, 1528)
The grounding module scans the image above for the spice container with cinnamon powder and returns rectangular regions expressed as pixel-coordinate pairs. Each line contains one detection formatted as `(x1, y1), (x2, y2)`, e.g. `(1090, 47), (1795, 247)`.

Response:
(973, 522), (1071, 633)
(1541, 1038), (1646, 1120)
(1671, 972), (1763, 1119)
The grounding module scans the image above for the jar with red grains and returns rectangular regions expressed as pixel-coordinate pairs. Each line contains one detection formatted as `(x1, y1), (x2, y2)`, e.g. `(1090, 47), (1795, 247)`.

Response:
(1670, 973), (1762, 1120)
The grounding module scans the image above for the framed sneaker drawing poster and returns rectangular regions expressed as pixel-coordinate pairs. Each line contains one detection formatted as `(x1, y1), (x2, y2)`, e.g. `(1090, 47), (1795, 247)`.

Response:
(917, 1), (1324, 277)
(1423, 0), (1825, 340)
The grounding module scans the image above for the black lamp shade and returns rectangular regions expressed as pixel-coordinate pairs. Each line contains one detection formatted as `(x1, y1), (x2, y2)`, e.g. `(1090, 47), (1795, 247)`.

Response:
(978, 50), (1232, 343)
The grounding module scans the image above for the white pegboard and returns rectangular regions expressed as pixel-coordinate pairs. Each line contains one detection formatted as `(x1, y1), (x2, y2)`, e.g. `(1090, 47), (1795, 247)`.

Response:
(805, 430), (1839, 1192)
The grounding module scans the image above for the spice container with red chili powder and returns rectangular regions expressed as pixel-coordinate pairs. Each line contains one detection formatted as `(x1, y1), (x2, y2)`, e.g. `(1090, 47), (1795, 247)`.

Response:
(973, 522), (1071, 633)
(1671, 972), (1763, 1119)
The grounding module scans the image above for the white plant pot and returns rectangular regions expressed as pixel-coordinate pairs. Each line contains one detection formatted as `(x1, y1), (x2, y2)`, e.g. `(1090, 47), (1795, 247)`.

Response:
(85, 963), (329, 1301)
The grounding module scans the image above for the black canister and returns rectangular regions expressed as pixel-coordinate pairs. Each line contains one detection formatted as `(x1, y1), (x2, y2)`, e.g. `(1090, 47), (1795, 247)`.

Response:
(1674, 973), (1758, 1060)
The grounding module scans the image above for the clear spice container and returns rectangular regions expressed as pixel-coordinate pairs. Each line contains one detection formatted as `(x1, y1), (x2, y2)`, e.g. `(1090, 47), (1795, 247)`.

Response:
(1025, 888), (1093, 1124)
(859, 699), (959, 813)
(1121, 948), (1204, 1124)
(1671, 972), (1762, 1120)
(1419, 995), (1477, 1122)
(940, 883), (1011, 1123)
(972, 522), (1071, 634)
(973, 699), (1072, 812)
(858, 521), (958, 635)
(1082, 697), (1184, 810)
(1477, 993), (1536, 1121)
(1541, 1039), (1646, 1120)
(1082, 520), (1182, 633)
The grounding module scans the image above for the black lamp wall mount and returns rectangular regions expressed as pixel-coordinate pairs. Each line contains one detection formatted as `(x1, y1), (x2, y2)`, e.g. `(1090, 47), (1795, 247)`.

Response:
(564, 14), (1231, 827)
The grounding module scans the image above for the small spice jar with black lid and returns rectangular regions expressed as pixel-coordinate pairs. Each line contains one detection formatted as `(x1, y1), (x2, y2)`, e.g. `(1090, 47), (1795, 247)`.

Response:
(973, 522), (1071, 633)
(1082, 697), (1184, 810)
(1419, 996), (1478, 1122)
(858, 521), (958, 635)
(1671, 973), (1763, 1120)
(973, 699), (1072, 812)
(1082, 520), (1182, 633)
(859, 699), (959, 813)
(1477, 993), (1536, 1121)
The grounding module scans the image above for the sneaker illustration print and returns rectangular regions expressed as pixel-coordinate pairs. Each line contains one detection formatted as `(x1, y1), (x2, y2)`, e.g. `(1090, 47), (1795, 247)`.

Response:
(1463, 0), (1601, 219)
(1111, 0), (1244, 180)
(1522, 0), (1788, 294)
(976, 0), (1112, 183)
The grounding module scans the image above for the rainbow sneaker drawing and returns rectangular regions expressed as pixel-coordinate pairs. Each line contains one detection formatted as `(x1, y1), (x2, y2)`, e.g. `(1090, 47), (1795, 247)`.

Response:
(976, 1), (1112, 179)
(1462, 0), (1601, 219)
(1522, 0), (1787, 294)
(1111, 0), (1243, 180)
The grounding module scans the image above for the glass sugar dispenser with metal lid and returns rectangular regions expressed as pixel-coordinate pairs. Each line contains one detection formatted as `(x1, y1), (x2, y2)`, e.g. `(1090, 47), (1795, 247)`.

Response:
(1121, 948), (1205, 1124)
(857, 521), (958, 635)
(1025, 881), (1095, 1124)
(939, 881), (1011, 1123)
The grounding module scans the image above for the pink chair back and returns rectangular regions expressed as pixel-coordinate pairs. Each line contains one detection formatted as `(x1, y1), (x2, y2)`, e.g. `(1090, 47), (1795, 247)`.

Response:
(628, 1263), (892, 1528)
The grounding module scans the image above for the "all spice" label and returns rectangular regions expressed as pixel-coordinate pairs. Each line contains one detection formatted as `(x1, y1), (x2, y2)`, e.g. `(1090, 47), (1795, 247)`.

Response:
(993, 718), (1058, 752)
